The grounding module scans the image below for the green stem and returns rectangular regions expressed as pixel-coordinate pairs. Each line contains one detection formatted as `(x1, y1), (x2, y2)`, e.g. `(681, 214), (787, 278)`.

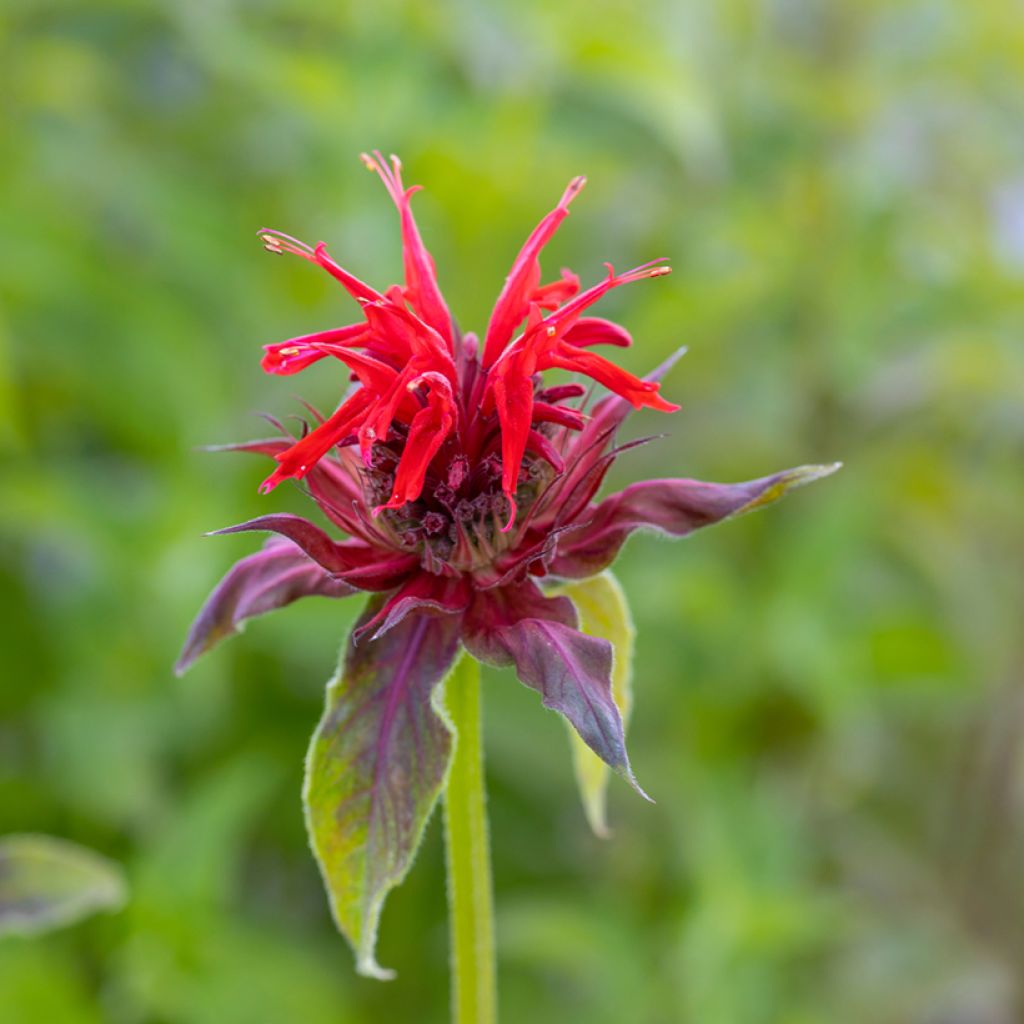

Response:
(444, 655), (497, 1024)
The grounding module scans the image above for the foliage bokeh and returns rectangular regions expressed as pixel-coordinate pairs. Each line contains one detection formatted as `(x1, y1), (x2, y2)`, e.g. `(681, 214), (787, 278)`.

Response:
(2, 1), (1023, 1021)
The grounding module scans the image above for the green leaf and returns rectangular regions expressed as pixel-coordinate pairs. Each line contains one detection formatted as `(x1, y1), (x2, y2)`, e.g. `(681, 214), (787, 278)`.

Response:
(0, 834), (127, 937)
(551, 571), (636, 837)
(303, 598), (461, 979)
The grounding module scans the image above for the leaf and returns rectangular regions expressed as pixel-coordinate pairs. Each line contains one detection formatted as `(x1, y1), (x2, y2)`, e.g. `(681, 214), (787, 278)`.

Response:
(549, 462), (842, 579)
(464, 580), (647, 801)
(303, 598), (461, 979)
(0, 834), (127, 937)
(551, 571), (636, 838)
(175, 537), (357, 675)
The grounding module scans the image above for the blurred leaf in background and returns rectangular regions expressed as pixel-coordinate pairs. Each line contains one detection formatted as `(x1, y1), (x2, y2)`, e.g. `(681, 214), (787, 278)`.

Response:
(0, 834), (126, 937)
(2, 0), (1023, 1022)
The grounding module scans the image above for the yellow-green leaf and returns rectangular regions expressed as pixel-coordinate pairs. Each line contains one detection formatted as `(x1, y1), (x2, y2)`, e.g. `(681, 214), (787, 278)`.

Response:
(551, 571), (635, 837)
(303, 598), (461, 979)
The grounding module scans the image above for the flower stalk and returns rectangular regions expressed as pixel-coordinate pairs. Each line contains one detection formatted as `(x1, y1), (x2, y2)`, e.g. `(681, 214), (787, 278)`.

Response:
(444, 654), (497, 1024)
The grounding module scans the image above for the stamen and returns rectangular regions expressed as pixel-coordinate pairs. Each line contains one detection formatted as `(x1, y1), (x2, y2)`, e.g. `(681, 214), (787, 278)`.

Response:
(257, 229), (316, 260)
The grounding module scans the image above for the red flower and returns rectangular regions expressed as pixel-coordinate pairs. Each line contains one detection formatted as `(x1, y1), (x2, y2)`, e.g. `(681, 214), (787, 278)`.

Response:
(256, 156), (677, 526)
(180, 148), (837, 774)
(177, 154), (837, 976)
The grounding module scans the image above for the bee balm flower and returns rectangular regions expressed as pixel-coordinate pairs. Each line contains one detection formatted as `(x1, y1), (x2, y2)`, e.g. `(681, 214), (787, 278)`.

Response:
(177, 154), (838, 977)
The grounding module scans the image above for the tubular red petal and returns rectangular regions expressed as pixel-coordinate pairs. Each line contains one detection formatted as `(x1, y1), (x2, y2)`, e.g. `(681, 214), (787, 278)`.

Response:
(262, 343), (329, 375)
(356, 363), (422, 463)
(482, 175), (586, 367)
(362, 151), (454, 349)
(526, 429), (565, 473)
(311, 243), (385, 304)
(531, 401), (587, 430)
(517, 261), (671, 362)
(361, 300), (456, 373)
(543, 344), (679, 412)
(380, 379), (457, 509)
(310, 345), (400, 394)
(537, 383), (586, 404)
(260, 389), (374, 492)
(262, 324), (368, 375)
(561, 316), (632, 349)
(491, 358), (535, 507)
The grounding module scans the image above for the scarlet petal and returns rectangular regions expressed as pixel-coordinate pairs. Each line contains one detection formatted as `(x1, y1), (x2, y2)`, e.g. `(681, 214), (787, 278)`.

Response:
(543, 344), (679, 412)
(357, 364), (420, 464)
(362, 300), (454, 369)
(261, 389), (374, 492)
(491, 358), (535, 508)
(262, 324), (368, 375)
(262, 343), (328, 375)
(362, 152), (454, 348)
(561, 316), (632, 349)
(310, 345), (399, 393)
(482, 176), (586, 366)
(537, 383), (587, 404)
(531, 401), (587, 431)
(382, 380), (456, 509)
(525, 429), (565, 473)
(312, 242), (385, 305)
(511, 260), (671, 368)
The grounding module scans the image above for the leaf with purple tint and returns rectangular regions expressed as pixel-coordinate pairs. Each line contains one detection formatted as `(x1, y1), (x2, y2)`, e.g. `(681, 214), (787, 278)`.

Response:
(550, 462), (842, 579)
(303, 599), (462, 979)
(550, 571), (635, 838)
(0, 835), (126, 937)
(175, 538), (357, 675)
(464, 581), (648, 800)
(354, 573), (470, 641)
(212, 514), (418, 591)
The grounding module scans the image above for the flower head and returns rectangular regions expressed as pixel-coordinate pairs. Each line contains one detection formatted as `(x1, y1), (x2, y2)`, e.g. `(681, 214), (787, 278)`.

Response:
(254, 153), (676, 529)
(177, 154), (839, 977)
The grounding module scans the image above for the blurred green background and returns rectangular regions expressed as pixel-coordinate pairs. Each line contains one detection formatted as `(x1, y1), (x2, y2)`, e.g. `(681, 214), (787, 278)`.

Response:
(2, 1), (1024, 1021)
